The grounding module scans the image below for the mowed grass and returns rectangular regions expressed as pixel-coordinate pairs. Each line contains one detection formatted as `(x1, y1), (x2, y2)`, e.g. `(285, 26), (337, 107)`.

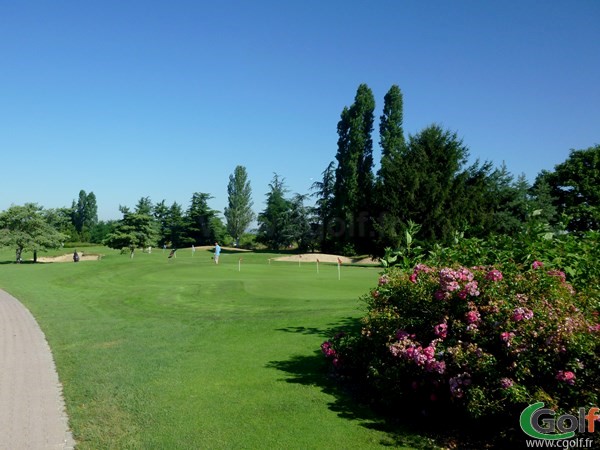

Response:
(0, 247), (436, 449)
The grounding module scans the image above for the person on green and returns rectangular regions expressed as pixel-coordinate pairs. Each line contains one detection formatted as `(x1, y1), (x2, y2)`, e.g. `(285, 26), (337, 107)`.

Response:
(214, 242), (221, 265)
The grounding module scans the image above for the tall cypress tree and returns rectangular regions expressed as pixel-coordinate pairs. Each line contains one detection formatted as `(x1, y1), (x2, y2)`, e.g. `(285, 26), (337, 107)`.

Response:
(224, 165), (255, 247)
(333, 84), (375, 255)
(374, 85), (407, 252)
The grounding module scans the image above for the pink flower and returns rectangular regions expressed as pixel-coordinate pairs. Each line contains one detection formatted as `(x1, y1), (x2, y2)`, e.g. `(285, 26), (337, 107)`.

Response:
(434, 290), (449, 301)
(434, 323), (448, 339)
(449, 373), (471, 398)
(485, 269), (503, 282)
(532, 260), (544, 270)
(395, 329), (410, 340)
(378, 275), (390, 286)
(466, 310), (481, 324)
(321, 341), (336, 357)
(457, 267), (474, 282)
(425, 359), (446, 374)
(445, 281), (460, 292)
(589, 324), (600, 333)
(556, 370), (576, 385)
(547, 270), (566, 283)
(422, 345), (436, 359)
(414, 263), (433, 274)
(464, 281), (480, 296)
(500, 331), (516, 346)
(409, 273), (418, 283)
(500, 378), (514, 389)
(512, 307), (534, 322)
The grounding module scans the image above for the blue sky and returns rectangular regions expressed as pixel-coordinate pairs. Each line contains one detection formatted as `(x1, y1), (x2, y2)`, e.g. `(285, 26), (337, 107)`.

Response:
(1, 1), (599, 221)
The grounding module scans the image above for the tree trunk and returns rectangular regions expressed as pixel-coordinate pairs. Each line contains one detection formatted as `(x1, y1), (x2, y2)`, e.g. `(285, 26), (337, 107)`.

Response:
(16, 248), (22, 263)
(33, 250), (37, 263)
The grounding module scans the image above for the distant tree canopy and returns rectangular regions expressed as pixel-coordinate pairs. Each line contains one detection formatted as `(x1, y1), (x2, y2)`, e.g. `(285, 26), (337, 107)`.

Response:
(536, 144), (600, 232)
(1, 85), (595, 258)
(103, 204), (158, 257)
(71, 190), (98, 237)
(309, 83), (595, 256)
(102, 192), (230, 255)
(0, 203), (67, 262)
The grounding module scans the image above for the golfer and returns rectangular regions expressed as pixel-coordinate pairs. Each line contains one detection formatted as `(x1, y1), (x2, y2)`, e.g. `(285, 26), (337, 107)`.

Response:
(214, 242), (221, 264)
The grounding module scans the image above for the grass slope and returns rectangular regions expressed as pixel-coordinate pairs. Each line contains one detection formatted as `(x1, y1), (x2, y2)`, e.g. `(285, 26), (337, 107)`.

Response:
(0, 247), (437, 449)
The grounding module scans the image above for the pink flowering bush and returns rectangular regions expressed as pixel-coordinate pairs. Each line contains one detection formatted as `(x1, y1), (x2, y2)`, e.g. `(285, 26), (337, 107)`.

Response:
(323, 262), (600, 425)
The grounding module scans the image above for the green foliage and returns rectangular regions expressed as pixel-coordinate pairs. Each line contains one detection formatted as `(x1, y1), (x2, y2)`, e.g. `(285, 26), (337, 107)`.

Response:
(71, 190), (98, 233)
(374, 85), (407, 252)
(257, 173), (292, 249)
(538, 144), (600, 232)
(185, 192), (222, 246)
(0, 203), (68, 262)
(381, 221), (424, 271)
(323, 230), (600, 443)
(224, 165), (255, 246)
(333, 84), (376, 254)
(324, 263), (599, 432)
(311, 161), (336, 252)
(103, 205), (158, 256)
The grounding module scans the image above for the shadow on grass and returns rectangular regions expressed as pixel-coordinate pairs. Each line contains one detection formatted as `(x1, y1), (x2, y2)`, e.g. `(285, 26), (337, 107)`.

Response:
(267, 319), (441, 449)
(0, 260), (49, 265)
(268, 318), (529, 449)
(275, 316), (362, 338)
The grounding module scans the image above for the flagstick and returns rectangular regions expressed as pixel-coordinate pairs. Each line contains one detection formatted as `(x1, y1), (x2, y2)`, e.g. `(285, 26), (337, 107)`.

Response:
(316, 259), (319, 274)
(337, 261), (341, 280)
(238, 258), (242, 272)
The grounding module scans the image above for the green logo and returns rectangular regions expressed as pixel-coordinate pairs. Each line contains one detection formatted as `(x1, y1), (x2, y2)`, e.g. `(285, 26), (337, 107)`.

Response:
(520, 402), (576, 440)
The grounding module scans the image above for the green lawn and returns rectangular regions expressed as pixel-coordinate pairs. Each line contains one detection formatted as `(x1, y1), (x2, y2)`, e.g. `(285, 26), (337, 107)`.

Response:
(0, 247), (437, 449)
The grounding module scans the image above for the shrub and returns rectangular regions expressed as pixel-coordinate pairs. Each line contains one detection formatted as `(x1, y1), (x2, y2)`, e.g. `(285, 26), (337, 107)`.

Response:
(322, 262), (600, 433)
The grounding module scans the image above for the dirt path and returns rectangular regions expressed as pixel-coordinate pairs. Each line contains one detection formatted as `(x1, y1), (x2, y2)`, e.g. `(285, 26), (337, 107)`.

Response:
(0, 289), (75, 450)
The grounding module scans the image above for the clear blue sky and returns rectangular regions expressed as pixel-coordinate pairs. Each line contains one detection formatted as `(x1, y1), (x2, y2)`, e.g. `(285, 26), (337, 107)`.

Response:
(1, 1), (599, 221)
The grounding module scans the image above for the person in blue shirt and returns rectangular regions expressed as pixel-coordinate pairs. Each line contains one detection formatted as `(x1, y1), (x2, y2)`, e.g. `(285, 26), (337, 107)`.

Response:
(214, 242), (221, 264)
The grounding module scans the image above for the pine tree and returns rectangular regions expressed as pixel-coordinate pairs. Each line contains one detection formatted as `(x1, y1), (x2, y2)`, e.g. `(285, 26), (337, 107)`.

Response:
(185, 193), (220, 246)
(257, 174), (292, 249)
(311, 161), (336, 252)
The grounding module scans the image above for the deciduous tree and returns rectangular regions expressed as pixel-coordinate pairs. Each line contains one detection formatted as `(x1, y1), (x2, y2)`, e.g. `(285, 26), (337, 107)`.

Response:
(224, 166), (255, 247)
(536, 145), (600, 232)
(0, 203), (67, 262)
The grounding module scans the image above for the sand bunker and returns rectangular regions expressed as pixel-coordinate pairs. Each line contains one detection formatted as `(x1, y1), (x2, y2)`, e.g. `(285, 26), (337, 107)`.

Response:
(36, 253), (102, 263)
(273, 253), (379, 265)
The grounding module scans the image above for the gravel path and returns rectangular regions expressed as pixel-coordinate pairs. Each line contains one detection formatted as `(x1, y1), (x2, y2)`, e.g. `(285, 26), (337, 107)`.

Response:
(0, 289), (75, 450)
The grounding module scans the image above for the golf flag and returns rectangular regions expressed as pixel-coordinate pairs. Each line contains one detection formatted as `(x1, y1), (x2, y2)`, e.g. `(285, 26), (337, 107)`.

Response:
(337, 257), (342, 280)
(299, 254), (302, 267)
(316, 258), (320, 274)
(238, 257), (243, 272)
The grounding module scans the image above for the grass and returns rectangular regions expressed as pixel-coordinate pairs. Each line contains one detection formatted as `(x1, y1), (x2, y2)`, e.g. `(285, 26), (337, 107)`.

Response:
(0, 246), (439, 449)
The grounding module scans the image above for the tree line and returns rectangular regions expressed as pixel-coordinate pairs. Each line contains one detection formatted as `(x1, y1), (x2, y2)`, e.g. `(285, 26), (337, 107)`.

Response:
(310, 83), (600, 255)
(0, 166), (256, 260)
(254, 84), (599, 255)
(1, 84), (598, 259)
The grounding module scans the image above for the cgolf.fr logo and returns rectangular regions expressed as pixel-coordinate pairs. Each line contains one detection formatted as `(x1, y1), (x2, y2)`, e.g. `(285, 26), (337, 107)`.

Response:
(520, 402), (599, 440)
